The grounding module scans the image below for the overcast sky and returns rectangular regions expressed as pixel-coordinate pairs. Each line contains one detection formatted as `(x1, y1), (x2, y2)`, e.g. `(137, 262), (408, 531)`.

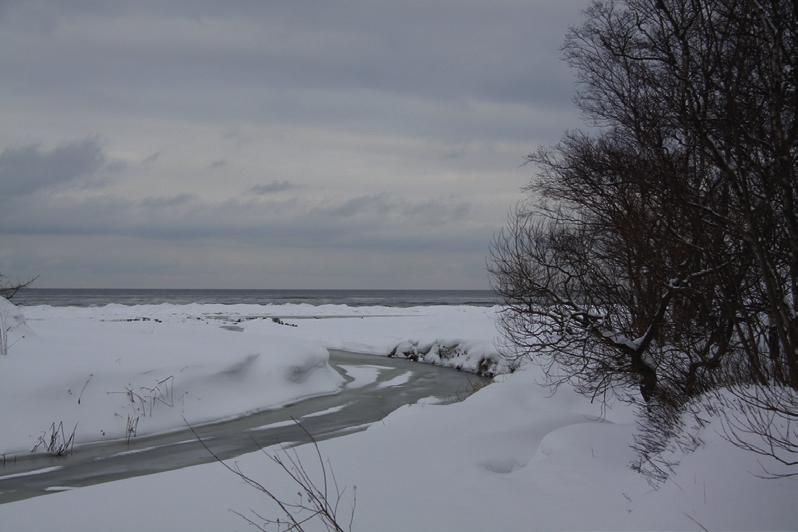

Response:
(0, 0), (590, 289)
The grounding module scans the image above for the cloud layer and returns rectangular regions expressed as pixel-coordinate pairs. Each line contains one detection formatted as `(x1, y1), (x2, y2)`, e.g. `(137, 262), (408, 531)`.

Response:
(0, 139), (106, 196)
(0, 0), (590, 288)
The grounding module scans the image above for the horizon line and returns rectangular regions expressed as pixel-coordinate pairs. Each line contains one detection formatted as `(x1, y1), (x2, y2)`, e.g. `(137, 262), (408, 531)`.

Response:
(21, 287), (495, 292)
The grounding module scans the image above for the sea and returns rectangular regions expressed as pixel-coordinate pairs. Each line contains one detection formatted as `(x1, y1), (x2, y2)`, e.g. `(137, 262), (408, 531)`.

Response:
(12, 288), (500, 308)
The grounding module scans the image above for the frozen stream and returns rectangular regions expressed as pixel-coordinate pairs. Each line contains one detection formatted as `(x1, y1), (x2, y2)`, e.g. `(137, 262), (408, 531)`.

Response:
(0, 350), (487, 504)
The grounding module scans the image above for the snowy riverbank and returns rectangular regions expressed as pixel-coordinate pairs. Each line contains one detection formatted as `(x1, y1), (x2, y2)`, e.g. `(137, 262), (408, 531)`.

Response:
(1, 300), (796, 530)
(0, 300), (502, 454)
(0, 299), (349, 454)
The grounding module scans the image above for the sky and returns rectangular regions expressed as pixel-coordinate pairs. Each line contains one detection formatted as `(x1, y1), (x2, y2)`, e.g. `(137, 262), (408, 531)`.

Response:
(0, 0), (590, 289)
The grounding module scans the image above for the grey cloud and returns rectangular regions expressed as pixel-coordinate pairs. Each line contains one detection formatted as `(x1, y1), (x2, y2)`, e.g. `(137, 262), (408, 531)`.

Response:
(139, 194), (195, 208)
(104, 159), (128, 173)
(323, 193), (471, 224)
(0, 1), (591, 288)
(0, 191), (487, 253)
(249, 181), (298, 195)
(0, 1), (584, 138)
(0, 232), (489, 289)
(0, 138), (106, 196)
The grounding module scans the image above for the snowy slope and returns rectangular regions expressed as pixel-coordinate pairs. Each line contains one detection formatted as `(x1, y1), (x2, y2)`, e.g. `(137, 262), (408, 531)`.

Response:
(1, 363), (796, 531)
(1, 300), (796, 530)
(0, 299), (344, 454)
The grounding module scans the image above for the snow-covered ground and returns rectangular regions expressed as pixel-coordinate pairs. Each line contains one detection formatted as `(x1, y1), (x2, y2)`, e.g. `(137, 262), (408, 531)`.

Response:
(1, 299), (797, 530)
(20, 301), (506, 373)
(0, 300), (348, 454)
(1, 300), (502, 454)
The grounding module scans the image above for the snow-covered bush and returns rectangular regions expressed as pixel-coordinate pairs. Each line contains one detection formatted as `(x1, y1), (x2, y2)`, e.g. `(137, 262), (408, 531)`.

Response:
(387, 339), (505, 377)
(633, 385), (798, 483)
(0, 296), (28, 355)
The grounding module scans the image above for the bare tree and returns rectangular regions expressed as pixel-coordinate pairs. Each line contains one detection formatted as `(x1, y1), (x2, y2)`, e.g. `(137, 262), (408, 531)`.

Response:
(491, 130), (737, 407)
(0, 273), (36, 300)
(491, 0), (797, 476)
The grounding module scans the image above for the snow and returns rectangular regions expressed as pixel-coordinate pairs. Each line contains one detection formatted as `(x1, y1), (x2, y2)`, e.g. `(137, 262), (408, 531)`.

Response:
(338, 364), (381, 389)
(107, 445), (162, 458)
(0, 300), (500, 454)
(1, 299), (796, 530)
(0, 299), (345, 454)
(247, 419), (300, 432)
(301, 402), (352, 418)
(376, 370), (412, 389)
(3, 362), (796, 530)
(0, 467), (63, 481)
(18, 302), (504, 374)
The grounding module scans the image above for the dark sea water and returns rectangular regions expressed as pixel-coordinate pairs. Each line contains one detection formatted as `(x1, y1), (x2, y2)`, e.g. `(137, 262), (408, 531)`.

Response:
(12, 288), (500, 308)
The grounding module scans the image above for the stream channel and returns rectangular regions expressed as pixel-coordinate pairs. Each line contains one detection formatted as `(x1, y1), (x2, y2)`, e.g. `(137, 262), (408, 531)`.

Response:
(0, 349), (488, 504)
